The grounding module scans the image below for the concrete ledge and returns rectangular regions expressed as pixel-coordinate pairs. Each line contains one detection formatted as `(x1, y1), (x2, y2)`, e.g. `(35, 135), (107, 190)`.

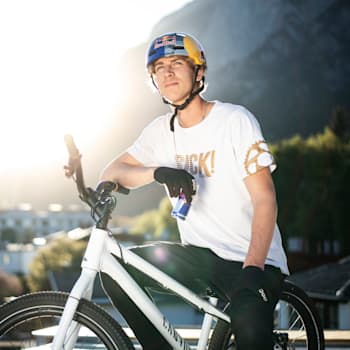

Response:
(124, 327), (350, 344)
(324, 330), (350, 344)
(1, 328), (349, 347)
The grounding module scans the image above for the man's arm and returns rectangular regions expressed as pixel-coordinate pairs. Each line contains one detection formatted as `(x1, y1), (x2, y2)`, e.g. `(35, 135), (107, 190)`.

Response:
(243, 167), (278, 270)
(99, 152), (156, 189)
(100, 152), (197, 201)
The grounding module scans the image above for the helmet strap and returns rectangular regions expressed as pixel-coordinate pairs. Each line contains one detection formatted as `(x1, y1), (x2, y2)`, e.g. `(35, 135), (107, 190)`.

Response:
(164, 66), (205, 132)
(168, 79), (205, 132)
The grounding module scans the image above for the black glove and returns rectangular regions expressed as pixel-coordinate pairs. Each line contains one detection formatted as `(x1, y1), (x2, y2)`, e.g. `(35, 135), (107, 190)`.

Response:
(154, 167), (196, 202)
(233, 266), (269, 303)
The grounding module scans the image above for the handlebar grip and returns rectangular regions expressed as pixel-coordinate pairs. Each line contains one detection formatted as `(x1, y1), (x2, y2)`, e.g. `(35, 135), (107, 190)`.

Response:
(116, 184), (130, 195)
(96, 181), (130, 196)
(64, 134), (80, 158)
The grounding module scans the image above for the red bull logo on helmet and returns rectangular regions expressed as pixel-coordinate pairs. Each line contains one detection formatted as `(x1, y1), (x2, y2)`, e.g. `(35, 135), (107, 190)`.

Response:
(154, 35), (177, 49)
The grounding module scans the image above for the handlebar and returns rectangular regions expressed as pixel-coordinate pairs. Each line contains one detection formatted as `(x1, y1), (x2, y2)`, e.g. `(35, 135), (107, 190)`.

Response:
(64, 134), (129, 228)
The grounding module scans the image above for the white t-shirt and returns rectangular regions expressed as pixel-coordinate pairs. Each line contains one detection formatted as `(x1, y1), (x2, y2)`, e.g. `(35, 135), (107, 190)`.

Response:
(127, 101), (289, 274)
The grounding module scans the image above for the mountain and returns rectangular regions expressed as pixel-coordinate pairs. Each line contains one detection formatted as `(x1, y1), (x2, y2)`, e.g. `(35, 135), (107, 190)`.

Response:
(4, 0), (349, 216)
(115, 0), (349, 141)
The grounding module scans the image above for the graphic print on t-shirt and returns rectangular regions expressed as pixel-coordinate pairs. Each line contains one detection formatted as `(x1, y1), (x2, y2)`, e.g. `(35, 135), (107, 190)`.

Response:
(175, 150), (216, 177)
(244, 141), (275, 175)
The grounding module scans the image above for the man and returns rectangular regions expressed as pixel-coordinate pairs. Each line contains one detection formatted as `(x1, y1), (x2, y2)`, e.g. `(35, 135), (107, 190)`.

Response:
(99, 32), (289, 350)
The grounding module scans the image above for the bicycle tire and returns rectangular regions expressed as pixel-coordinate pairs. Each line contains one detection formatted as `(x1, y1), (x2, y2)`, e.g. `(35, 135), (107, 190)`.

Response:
(0, 291), (135, 350)
(208, 280), (325, 350)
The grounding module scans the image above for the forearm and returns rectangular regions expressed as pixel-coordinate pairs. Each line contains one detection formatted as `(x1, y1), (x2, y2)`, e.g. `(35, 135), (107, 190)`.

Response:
(99, 153), (156, 189)
(243, 198), (277, 269)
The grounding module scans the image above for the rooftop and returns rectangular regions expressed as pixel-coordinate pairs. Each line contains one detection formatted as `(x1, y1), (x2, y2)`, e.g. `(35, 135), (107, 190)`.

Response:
(288, 256), (350, 301)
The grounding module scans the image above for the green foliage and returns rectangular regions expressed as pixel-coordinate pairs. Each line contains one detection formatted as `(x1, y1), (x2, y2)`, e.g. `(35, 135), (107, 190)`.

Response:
(27, 237), (87, 291)
(329, 106), (350, 142)
(156, 198), (180, 240)
(271, 127), (350, 254)
(1, 228), (36, 244)
(129, 209), (159, 236)
(130, 197), (180, 241)
(0, 227), (18, 243)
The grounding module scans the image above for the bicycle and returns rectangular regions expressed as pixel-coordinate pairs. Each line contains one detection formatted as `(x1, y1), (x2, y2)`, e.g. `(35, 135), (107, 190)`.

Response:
(0, 135), (325, 350)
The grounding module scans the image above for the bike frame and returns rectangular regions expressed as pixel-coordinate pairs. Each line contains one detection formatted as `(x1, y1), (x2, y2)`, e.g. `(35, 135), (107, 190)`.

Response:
(52, 226), (230, 350)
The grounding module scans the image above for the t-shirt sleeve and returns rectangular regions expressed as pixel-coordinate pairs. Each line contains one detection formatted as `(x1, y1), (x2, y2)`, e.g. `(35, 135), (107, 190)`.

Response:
(232, 106), (276, 178)
(126, 119), (163, 166)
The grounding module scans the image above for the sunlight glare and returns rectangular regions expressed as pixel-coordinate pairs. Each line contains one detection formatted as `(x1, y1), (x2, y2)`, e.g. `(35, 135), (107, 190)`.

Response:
(0, 0), (193, 172)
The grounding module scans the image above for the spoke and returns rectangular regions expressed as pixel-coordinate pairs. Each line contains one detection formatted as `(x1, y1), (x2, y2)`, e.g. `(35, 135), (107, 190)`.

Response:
(227, 340), (235, 350)
(289, 313), (303, 330)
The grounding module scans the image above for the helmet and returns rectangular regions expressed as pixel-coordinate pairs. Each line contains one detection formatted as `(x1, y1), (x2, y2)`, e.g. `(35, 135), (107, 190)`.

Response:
(146, 32), (206, 69)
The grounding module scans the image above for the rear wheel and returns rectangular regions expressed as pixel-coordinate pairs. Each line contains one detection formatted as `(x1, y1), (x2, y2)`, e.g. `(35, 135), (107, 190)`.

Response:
(0, 291), (134, 350)
(209, 280), (324, 350)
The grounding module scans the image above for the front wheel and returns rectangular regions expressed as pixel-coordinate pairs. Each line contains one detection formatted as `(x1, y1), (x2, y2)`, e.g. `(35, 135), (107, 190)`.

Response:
(0, 291), (134, 350)
(209, 280), (324, 350)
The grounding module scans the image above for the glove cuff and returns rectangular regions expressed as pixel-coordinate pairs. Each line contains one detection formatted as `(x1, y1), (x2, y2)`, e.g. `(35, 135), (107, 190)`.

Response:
(154, 167), (167, 183)
(243, 265), (263, 273)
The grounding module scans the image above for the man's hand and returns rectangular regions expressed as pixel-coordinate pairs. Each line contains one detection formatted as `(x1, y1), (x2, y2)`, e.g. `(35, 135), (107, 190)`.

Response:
(154, 167), (196, 202)
(232, 266), (269, 302)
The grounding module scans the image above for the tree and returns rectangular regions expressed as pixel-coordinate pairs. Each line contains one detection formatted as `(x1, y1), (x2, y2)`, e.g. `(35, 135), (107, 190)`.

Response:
(129, 209), (159, 238)
(329, 106), (350, 142)
(0, 227), (18, 243)
(271, 126), (350, 256)
(27, 237), (87, 291)
(130, 197), (180, 241)
(19, 229), (36, 244)
(155, 197), (180, 241)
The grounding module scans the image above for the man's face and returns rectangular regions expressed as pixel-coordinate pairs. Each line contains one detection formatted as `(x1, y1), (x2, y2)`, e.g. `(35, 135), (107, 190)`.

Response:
(152, 56), (198, 105)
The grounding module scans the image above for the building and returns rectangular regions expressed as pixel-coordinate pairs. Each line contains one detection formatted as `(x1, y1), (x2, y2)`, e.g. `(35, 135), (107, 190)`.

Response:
(0, 204), (95, 275)
(288, 256), (350, 329)
(0, 203), (93, 240)
(0, 243), (37, 275)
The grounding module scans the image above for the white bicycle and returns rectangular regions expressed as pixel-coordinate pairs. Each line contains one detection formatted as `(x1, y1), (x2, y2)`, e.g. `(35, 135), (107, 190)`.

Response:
(0, 135), (324, 350)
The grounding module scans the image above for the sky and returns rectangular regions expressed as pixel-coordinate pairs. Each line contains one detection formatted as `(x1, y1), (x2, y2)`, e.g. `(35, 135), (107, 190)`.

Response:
(0, 0), (193, 172)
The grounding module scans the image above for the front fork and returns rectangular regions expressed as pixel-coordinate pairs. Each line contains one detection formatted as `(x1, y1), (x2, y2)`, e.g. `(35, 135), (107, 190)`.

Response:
(51, 269), (97, 350)
(52, 227), (107, 350)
